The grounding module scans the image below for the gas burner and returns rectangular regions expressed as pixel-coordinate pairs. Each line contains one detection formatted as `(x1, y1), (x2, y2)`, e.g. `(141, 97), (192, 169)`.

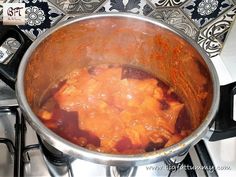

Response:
(107, 166), (137, 177)
(164, 159), (182, 173)
(0, 107), (23, 177)
(37, 135), (71, 166)
(0, 137), (15, 155)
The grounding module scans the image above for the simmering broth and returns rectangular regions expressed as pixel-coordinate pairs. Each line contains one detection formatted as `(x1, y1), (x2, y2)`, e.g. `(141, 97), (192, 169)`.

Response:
(38, 64), (192, 154)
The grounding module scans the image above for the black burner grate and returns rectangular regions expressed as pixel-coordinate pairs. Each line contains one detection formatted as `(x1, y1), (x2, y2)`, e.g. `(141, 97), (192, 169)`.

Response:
(0, 107), (22, 177)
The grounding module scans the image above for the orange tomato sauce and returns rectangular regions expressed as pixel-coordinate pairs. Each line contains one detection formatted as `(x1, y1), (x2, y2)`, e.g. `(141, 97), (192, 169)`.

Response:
(38, 64), (192, 154)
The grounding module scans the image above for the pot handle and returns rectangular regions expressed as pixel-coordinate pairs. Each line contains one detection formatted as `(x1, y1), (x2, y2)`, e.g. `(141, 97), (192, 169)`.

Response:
(0, 26), (32, 89)
(209, 82), (236, 141)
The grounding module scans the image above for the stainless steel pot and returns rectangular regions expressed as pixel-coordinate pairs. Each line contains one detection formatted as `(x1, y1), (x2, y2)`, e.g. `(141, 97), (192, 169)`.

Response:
(1, 13), (231, 167)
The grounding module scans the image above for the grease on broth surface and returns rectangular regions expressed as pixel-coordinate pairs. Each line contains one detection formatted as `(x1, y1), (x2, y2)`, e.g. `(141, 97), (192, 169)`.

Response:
(38, 64), (192, 154)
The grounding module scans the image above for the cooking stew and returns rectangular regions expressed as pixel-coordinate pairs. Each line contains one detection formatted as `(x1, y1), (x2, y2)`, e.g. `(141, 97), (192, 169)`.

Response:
(38, 64), (192, 154)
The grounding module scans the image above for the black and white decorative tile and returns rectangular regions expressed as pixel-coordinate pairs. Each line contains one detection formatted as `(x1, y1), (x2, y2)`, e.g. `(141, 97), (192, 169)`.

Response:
(18, 0), (65, 40)
(198, 6), (236, 58)
(148, 0), (187, 7)
(181, 0), (234, 28)
(3, 0), (233, 58)
(48, 0), (107, 14)
(95, 0), (236, 57)
(142, 2), (154, 15)
(149, 8), (198, 39)
(96, 0), (151, 15)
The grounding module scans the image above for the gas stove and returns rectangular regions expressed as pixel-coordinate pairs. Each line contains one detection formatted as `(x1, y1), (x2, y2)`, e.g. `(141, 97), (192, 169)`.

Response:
(0, 103), (217, 177)
(1, 85), (235, 177)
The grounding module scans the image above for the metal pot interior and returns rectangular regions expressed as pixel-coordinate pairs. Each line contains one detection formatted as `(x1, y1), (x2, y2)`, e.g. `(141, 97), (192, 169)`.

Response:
(20, 14), (216, 163)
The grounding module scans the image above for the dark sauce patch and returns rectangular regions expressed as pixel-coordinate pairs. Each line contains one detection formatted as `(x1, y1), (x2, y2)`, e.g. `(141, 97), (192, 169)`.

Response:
(175, 106), (192, 133)
(157, 79), (182, 103)
(194, 59), (210, 79)
(157, 79), (170, 93)
(76, 130), (100, 147)
(115, 137), (133, 152)
(121, 65), (155, 80)
(41, 107), (100, 147)
(195, 59), (212, 109)
(166, 92), (182, 103)
(145, 139), (167, 152)
(88, 66), (96, 75)
(159, 99), (170, 110)
(194, 59), (212, 93)
(50, 108), (78, 135)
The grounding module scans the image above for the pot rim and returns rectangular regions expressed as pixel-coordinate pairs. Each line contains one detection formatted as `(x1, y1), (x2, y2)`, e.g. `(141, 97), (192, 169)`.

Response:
(16, 12), (220, 166)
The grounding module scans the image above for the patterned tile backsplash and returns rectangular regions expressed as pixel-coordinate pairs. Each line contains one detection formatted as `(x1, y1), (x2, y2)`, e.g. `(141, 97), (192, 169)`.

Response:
(1, 0), (236, 59)
(49, 0), (107, 13)
(18, 0), (65, 40)
(181, 0), (233, 28)
(149, 8), (199, 39)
